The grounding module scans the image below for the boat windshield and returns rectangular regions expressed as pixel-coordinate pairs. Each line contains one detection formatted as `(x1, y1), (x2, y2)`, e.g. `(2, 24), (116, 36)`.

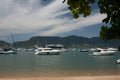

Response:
(44, 49), (53, 51)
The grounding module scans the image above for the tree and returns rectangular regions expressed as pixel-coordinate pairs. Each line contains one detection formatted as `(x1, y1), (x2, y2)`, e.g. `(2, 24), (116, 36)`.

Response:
(63, 0), (120, 40)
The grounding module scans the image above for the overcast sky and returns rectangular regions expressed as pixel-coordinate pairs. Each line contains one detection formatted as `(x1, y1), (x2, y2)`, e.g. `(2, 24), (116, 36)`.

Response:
(0, 0), (106, 42)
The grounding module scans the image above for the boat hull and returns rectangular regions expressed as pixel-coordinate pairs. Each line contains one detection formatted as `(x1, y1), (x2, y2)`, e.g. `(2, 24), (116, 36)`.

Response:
(0, 50), (16, 54)
(35, 52), (60, 55)
(34, 49), (61, 55)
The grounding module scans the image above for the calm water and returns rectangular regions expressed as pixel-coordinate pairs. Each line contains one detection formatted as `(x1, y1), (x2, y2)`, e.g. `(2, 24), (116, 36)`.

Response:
(0, 49), (120, 77)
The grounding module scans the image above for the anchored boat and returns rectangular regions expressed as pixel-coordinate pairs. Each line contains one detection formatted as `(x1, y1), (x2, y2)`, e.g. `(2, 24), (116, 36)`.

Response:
(34, 45), (61, 55)
(92, 48), (116, 56)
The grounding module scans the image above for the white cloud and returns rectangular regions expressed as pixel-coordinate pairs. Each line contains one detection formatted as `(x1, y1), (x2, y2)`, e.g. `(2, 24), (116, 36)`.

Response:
(40, 13), (106, 36)
(0, 0), (106, 38)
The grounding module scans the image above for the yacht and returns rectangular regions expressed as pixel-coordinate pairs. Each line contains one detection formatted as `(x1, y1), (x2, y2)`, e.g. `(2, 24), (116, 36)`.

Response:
(92, 48), (116, 56)
(34, 45), (61, 55)
(45, 44), (67, 52)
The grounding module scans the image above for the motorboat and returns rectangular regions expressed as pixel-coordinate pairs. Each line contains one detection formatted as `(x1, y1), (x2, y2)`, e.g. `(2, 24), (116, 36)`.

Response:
(80, 49), (88, 52)
(25, 48), (34, 51)
(34, 45), (61, 55)
(116, 59), (120, 64)
(92, 48), (116, 56)
(90, 48), (97, 51)
(45, 44), (67, 52)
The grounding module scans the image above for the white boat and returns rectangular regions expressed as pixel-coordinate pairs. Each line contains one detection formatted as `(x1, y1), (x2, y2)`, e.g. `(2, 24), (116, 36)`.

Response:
(92, 48), (116, 56)
(45, 44), (67, 52)
(90, 48), (97, 51)
(80, 49), (88, 52)
(25, 48), (34, 51)
(116, 59), (120, 64)
(34, 45), (61, 55)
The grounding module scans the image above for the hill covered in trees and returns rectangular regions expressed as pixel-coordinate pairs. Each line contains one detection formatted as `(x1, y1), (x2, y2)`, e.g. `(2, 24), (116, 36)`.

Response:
(0, 35), (120, 48)
(13, 35), (120, 48)
(0, 40), (9, 48)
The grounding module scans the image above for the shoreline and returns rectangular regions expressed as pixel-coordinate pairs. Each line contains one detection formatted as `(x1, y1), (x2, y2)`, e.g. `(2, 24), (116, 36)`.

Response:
(1, 70), (120, 80)
(0, 75), (120, 80)
(0, 71), (120, 78)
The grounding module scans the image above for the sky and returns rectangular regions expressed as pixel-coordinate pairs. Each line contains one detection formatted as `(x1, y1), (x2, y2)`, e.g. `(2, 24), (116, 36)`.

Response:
(0, 0), (107, 42)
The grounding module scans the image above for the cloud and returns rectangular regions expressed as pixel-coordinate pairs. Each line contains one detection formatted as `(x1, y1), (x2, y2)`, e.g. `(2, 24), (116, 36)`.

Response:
(0, 0), (106, 39)
(40, 13), (106, 36)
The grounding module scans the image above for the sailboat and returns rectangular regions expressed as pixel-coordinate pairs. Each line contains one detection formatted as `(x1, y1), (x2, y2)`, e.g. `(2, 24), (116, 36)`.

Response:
(0, 48), (16, 54)
(0, 33), (17, 54)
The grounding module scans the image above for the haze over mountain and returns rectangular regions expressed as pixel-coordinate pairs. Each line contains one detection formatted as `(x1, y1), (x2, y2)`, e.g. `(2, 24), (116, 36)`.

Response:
(0, 35), (120, 48)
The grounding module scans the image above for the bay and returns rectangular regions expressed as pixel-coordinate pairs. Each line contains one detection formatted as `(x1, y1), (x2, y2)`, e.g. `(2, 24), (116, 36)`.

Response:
(0, 49), (120, 77)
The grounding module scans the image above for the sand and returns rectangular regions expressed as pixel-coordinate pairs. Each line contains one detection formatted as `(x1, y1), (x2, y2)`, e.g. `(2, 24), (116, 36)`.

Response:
(0, 75), (120, 80)
(0, 71), (120, 80)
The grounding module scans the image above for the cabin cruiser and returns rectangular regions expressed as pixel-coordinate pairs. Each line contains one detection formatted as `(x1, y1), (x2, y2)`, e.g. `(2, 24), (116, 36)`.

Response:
(45, 44), (67, 52)
(34, 45), (61, 55)
(92, 48), (116, 56)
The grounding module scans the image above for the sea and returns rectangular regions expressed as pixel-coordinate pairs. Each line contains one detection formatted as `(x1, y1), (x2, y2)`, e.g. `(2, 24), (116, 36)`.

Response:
(0, 49), (120, 77)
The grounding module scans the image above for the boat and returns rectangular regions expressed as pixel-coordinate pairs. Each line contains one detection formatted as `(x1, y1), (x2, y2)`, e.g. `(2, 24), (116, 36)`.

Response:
(68, 42), (76, 51)
(34, 45), (61, 55)
(80, 49), (88, 52)
(90, 48), (97, 51)
(0, 33), (17, 54)
(116, 59), (120, 64)
(45, 44), (67, 52)
(0, 48), (16, 54)
(92, 48), (116, 56)
(0, 41), (17, 54)
(25, 48), (34, 51)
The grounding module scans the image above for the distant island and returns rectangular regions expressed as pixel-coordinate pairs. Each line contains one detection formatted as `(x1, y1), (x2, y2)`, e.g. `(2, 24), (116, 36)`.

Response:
(0, 35), (120, 48)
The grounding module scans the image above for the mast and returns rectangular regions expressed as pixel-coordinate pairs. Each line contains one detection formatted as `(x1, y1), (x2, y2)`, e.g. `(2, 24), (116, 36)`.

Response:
(11, 33), (17, 50)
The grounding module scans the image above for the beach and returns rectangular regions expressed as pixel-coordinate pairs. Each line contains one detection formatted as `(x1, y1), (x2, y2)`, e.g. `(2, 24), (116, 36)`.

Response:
(0, 75), (120, 80)
(0, 71), (120, 80)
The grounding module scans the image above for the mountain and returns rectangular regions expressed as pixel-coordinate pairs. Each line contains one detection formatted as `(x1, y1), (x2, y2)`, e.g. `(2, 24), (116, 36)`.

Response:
(0, 35), (120, 48)
(0, 40), (9, 48)
(15, 35), (120, 48)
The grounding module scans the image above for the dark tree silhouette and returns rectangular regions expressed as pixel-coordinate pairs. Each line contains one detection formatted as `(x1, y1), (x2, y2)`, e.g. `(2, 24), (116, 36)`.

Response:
(63, 0), (120, 40)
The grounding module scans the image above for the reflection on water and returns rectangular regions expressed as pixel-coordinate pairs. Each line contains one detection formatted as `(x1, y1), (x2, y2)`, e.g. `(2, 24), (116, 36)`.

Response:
(0, 50), (120, 76)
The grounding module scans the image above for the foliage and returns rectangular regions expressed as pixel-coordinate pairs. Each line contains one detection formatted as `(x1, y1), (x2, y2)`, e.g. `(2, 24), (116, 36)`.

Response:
(63, 0), (95, 18)
(118, 46), (120, 51)
(63, 0), (120, 40)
